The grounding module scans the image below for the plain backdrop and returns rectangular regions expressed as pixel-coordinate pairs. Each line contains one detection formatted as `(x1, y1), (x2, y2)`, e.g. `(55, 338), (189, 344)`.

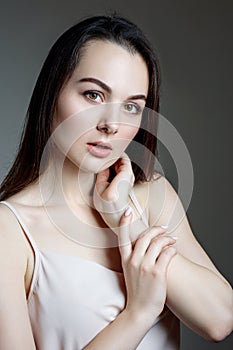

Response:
(0, 0), (232, 349)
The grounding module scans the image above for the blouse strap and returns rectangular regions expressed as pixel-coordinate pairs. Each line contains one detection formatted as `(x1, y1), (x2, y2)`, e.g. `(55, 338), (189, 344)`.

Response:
(0, 200), (41, 301)
(129, 189), (149, 228)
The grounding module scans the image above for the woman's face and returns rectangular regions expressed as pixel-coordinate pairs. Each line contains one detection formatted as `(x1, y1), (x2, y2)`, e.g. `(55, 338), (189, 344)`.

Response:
(53, 40), (149, 173)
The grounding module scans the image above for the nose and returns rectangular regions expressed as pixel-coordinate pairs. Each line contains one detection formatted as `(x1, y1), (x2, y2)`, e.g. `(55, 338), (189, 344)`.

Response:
(96, 103), (120, 135)
(96, 122), (118, 135)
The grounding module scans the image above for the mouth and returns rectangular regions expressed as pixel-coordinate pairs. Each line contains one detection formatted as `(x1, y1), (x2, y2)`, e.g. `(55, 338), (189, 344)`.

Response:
(87, 141), (112, 150)
(86, 141), (112, 158)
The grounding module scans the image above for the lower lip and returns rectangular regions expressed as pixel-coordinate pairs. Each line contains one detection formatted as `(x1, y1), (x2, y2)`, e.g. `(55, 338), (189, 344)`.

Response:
(86, 144), (112, 158)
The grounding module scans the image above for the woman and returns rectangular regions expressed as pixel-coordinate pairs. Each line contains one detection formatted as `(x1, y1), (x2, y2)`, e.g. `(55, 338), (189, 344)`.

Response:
(0, 15), (232, 350)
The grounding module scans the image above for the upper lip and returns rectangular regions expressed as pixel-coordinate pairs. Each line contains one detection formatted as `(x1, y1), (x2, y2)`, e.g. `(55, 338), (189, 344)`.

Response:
(87, 141), (112, 149)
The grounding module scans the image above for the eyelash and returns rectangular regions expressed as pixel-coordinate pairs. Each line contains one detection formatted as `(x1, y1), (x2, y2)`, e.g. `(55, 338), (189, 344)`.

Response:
(83, 90), (142, 115)
(83, 90), (103, 103)
(124, 103), (142, 115)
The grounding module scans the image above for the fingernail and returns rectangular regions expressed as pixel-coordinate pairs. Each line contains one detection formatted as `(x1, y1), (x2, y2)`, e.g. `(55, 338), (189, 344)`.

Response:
(172, 236), (178, 240)
(161, 225), (168, 229)
(124, 207), (132, 216)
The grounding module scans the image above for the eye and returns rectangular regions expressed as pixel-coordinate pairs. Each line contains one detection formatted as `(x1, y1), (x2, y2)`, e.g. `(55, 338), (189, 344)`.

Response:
(84, 91), (103, 103)
(124, 103), (142, 115)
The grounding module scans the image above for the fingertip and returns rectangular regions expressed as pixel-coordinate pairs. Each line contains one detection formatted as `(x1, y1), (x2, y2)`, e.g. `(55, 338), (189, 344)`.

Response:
(119, 207), (133, 226)
(124, 206), (132, 217)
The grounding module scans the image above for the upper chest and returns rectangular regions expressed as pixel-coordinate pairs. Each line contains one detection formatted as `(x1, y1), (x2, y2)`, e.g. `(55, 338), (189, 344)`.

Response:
(15, 181), (154, 295)
(23, 203), (125, 296)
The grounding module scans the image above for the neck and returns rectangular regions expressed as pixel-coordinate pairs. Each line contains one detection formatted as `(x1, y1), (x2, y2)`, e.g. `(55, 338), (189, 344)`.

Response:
(37, 156), (119, 248)
(40, 153), (96, 210)
(63, 157), (96, 208)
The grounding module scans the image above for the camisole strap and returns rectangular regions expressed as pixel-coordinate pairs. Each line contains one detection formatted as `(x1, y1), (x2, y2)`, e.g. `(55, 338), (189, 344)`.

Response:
(129, 189), (149, 228)
(0, 201), (41, 301)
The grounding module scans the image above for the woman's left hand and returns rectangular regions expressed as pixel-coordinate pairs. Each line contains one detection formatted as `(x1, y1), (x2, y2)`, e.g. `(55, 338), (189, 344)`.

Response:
(93, 153), (134, 232)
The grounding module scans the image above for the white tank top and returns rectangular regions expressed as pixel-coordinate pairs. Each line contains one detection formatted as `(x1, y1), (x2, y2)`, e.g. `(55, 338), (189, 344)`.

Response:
(0, 199), (180, 349)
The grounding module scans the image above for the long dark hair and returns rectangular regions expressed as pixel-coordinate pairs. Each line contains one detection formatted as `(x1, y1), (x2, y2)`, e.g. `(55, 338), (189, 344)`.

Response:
(0, 14), (161, 201)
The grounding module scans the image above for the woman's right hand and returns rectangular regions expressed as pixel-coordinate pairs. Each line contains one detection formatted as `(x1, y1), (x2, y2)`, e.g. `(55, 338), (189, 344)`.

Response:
(118, 208), (177, 325)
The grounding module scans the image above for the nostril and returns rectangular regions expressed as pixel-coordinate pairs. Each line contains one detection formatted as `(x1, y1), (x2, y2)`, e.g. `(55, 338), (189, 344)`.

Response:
(97, 125), (108, 133)
(96, 124), (118, 134)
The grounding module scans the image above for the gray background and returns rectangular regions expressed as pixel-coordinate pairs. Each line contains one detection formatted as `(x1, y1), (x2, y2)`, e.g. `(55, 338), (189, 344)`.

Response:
(0, 0), (232, 348)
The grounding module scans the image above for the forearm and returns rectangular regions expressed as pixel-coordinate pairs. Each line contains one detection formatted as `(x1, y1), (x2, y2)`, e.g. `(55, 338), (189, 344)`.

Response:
(166, 253), (233, 341)
(83, 309), (153, 350)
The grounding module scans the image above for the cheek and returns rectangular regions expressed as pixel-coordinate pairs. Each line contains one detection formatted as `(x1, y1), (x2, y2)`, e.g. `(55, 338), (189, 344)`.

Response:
(54, 90), (88, 126)
(112, 124), (139, 155)
(121, 123), (140, 141)
(51, 115), (90, 162)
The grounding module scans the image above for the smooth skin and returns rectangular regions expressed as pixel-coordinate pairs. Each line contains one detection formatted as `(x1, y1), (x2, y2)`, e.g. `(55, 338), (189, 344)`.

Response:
(0, 40), (232, 350)
(92, 155), (233, 348)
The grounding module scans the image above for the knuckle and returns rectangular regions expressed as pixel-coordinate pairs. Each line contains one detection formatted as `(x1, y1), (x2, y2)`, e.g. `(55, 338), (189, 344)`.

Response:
(128, 258), (139, 270)
(151, 267), (163, 279)
(140, 263), (151, 274)
(151, 269), (159, 278)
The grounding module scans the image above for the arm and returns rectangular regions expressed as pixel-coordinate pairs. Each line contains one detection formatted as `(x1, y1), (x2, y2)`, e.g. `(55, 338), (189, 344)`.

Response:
(0, 206), (36, 350)
(93, 159), (232, 342)
(84, 212), (177, 350)
(84, 309), (153, 350)
(148, 176), (233, 341)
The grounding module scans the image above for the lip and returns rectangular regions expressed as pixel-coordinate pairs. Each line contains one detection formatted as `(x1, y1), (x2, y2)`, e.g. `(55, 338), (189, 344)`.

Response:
(86, 141), (112, 158)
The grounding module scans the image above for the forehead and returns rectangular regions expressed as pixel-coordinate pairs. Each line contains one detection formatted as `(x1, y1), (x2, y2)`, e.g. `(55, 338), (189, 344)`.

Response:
(72, 40), (149, 95)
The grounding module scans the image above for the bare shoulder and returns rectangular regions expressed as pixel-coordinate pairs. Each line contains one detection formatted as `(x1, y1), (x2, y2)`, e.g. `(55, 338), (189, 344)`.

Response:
(148, 172), (177, 197)
(0, 203), (36, 349)
(0, 203), (29, 274)
(146, 173), (185, 228)
(144, 174), (229, 279)
(134, 172), (180, 227)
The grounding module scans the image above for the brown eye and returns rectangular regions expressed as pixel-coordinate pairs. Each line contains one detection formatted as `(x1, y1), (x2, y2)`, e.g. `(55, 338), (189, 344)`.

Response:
(84, 91), (102, 103)
(124, 103), (141, 114)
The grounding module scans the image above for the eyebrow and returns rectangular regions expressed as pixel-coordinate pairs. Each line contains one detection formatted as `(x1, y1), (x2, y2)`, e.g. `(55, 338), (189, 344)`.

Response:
(128, 94), (147, 101)
(78, 77), (147, 101)
(78, 77), (112, 94)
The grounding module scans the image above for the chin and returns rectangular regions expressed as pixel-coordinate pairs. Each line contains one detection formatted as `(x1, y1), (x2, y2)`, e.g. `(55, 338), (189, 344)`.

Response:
(74, 156), (118, 174)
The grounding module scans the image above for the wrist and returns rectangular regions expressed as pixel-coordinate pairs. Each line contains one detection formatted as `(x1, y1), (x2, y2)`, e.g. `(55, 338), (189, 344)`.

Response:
(122, 307), (156, 330)
(98, 209), (126, 232)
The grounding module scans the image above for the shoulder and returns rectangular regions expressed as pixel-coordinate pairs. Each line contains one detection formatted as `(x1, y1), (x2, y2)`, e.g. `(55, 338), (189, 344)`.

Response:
(135, 172), (184, 227)
(149, 172), (181, 202)
(0, 203), (29, 275)
(0, 203), (36, 348)
(148, 173), (186, 226)
(148, 171), (177, 197)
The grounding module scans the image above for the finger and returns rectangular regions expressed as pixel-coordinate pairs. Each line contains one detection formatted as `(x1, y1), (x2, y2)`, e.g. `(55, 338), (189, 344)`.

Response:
(114, 153), (131, 173)
(113, 154), (134, 182)
(142, 236), (177, 266)
(131, 227), (170, 263)
(154, 246), (177, 275)
(95, 168), (110, 194)
(118, 208), (133, 261)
